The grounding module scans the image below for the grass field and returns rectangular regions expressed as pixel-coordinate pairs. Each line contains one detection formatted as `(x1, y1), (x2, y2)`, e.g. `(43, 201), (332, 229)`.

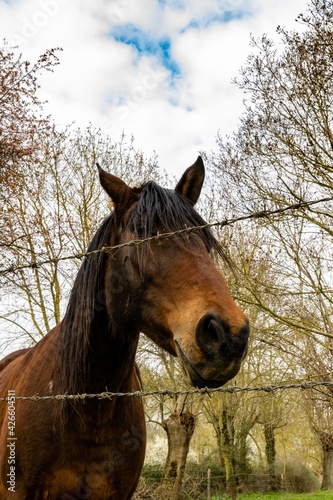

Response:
(210, 492), (333, 500)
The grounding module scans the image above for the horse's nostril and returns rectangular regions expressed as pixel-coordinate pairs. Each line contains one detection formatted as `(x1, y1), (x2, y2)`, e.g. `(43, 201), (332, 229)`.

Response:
(208, 318), (225, 344)
(196, 312), (248, 359)
(196, 313), (228, 357)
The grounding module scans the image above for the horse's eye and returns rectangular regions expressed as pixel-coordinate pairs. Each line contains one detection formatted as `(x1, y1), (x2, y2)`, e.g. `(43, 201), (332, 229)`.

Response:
(130, 221), (158, 238)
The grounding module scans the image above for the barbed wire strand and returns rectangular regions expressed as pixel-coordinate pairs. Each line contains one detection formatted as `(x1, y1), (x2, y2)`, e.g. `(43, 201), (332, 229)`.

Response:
(1, 195), (333, 276)
(1, 380), (332, 402)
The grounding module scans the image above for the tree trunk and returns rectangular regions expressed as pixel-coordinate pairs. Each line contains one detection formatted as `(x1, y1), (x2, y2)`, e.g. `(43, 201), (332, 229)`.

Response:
(157, 404), (196, 500)
(215, 408), (237, 500)
(264, 423), (278, 491)
(223, 448), (237, 500)
(235, 429), (252, 489)
(221, 409), (237, 500)
(321, 432), (333, 490)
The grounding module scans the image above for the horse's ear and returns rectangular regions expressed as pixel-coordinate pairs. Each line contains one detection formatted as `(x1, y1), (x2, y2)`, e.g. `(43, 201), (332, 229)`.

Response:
(175, 156), (205, 205)
(97, 163), (135, 208)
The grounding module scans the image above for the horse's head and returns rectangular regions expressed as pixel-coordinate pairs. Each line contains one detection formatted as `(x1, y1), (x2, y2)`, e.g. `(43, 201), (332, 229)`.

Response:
(98, 157), (249, 388)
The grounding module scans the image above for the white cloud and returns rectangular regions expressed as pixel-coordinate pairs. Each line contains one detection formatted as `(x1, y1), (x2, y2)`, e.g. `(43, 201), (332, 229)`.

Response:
(0, 0), (308, 175)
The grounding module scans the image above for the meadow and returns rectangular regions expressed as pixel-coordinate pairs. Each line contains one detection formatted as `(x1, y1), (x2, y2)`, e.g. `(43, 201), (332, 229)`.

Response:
(211, 492), (333, 500)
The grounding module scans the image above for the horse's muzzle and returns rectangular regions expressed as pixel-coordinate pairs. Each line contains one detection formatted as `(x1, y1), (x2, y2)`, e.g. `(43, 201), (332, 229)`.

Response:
(176, 312), (249, 389)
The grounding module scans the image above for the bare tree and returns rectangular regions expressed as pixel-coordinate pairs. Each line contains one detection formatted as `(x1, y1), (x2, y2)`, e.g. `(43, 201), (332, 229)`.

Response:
(0, 44), (60, 192)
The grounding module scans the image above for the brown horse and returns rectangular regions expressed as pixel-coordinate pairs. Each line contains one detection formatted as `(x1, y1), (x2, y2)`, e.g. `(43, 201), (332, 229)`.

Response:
(0, 157), (249, 499)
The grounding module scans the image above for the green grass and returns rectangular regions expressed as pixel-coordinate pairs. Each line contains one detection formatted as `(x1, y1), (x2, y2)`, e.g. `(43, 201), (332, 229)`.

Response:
(210, 491), (333, 500)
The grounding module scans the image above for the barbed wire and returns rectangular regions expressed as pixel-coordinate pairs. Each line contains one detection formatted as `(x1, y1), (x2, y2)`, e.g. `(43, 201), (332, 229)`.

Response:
(1, 380), (332, 402)
(1, 195), (332, 276)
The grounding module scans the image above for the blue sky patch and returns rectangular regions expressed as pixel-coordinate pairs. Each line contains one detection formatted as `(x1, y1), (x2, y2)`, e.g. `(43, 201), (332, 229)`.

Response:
(111, 24), (181, 80)
(183, 9), (247, 31)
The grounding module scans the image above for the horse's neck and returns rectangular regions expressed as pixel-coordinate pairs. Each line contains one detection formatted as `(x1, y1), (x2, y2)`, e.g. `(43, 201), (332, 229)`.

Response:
(85, 309), (140, 393)
(55, 313), (139, 401)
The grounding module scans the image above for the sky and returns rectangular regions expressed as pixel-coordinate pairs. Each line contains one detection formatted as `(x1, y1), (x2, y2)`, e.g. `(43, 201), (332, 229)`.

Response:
(0, 0), (309, 175)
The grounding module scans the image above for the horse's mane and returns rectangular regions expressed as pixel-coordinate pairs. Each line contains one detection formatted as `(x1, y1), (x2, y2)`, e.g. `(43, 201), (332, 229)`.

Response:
(54, 181), (226, 397)
(54, 214), (114, 396)
(128, 181), (226, 260)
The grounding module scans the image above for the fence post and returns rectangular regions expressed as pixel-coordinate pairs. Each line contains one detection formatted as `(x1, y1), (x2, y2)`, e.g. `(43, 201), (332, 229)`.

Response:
(207, 468), (211, 500)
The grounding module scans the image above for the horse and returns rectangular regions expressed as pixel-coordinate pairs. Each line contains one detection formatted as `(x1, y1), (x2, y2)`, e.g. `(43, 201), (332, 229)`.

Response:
(0, 156), (249, 499)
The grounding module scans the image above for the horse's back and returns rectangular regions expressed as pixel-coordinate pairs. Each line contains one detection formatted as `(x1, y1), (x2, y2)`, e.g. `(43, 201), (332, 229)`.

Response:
(0, 329), (57, 393)
(0, 347), (31, 373)
(0, 347), (33, 423)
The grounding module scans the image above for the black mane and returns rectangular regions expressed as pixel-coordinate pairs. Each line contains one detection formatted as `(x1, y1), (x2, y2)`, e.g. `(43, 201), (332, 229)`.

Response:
(54, 214), (114, 396)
